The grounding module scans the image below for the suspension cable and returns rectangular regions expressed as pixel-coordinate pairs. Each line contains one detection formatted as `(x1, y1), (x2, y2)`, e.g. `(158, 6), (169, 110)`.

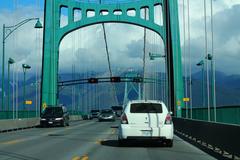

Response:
(99, 0), (119, 106)
(142, 8), (147, 100)
(204, 0), (210, 121)
(187, 0), (192, 119)
(210, 0), (216, 122)
(182, 0), (188, 118)
(102, 24), (113, 77)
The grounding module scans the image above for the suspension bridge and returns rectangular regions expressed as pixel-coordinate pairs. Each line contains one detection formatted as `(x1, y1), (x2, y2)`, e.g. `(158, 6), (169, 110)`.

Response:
(0, 0), (240, 159)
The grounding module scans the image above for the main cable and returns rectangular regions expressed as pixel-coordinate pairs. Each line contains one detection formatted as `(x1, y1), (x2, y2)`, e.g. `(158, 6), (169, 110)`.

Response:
(142, 8), (147, 100)
(100, 0), (119, 106)
(204, 0), (210, 121)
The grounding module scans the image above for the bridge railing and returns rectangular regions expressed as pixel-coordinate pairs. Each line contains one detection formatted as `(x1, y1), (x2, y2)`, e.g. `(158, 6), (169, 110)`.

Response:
(0, 110), (85, 120)
(0, 111), (39, 119)
(182, 106), (240, 125)
(173, 117), (240, 159)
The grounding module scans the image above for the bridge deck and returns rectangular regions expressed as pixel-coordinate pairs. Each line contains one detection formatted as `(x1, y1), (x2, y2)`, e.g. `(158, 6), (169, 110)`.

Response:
(0, 120), (215, 160)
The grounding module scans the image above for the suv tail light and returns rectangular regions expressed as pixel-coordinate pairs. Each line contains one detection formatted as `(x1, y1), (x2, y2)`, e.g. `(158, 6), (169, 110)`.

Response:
(165, 113), (172, 124)
(121, 113), (128, 124)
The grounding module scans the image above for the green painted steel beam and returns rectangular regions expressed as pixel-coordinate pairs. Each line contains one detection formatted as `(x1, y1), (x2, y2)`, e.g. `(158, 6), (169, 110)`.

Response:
(167, 0), (184, 117)
(41, 0), (184, 117)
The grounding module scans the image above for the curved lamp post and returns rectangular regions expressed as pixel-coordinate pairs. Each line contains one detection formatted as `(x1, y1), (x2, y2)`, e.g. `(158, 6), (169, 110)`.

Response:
(7, 58), (15, 118)
(2, 18), (42, 111)
(196, 60), (205, 109)
(205, 53), (216, 122)
(22, 64), (31, 111)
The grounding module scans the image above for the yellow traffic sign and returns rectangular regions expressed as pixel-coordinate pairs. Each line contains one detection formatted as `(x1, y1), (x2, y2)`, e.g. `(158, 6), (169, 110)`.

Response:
(177, 100), (181, 106)
(42, 102), (47, 110)
(183, 98), (190, 102)
(25, 100), (32, 105)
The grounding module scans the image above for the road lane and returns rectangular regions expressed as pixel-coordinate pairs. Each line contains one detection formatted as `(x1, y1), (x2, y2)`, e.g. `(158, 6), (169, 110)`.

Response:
(0, 120), (216, 160)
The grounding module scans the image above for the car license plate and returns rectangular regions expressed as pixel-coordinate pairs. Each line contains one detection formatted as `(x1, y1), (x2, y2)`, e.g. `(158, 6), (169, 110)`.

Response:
(48, 121), (53, 124)
(141, 130), (152, 136)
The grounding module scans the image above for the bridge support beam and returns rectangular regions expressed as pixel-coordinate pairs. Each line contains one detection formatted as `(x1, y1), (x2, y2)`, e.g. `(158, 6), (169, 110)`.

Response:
(41, 0), (183, 117)
(165, 0), (184, 117)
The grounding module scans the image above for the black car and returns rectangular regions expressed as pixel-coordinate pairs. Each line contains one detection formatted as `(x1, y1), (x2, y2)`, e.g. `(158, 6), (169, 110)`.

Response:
(40, 106), (70, 127)
(98, 109), (116, 122)
(90, 109), (100, 119)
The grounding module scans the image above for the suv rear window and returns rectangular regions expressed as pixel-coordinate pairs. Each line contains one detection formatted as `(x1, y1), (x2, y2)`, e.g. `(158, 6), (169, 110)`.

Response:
(42, 107), (63, 117)
(130, 103), (162, 113)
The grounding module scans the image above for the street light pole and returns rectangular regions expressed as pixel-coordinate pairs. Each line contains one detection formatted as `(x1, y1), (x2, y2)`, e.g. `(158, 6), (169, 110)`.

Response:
(22, 64), (31, 114)
(206, 54), (216, 122)
(2, 24), (6, 111)
(149, 52), (166, 104)
(197, 60), (205, 108)
(1, 18), (42, 112)
(7, 58), (15, 118)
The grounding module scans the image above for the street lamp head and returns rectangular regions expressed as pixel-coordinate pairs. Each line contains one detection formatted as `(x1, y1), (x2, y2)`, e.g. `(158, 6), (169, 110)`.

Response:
(34, 19), (43, 29)
(8, 58), (15, 64)
(206, 54), (213, 60)
(196, 60), (204, 66)
(150, 57), (155, 60)
(22, 64), (31, 69)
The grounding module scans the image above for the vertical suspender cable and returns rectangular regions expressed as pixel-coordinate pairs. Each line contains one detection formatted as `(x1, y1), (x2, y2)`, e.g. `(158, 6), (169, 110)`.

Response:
(210, 0), (216, 122)
(182, 0), (188, 118)
(187, 0), (192, 119)
(142, 8), (147, 100)
(100, 0), (119, 106)
(204, 0), (210, 121)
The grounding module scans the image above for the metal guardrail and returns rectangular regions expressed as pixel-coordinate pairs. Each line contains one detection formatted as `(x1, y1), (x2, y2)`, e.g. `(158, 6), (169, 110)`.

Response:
(182, 106), (240, 125)
(173, 117), (240, 158)
(0, 111), (84, 120)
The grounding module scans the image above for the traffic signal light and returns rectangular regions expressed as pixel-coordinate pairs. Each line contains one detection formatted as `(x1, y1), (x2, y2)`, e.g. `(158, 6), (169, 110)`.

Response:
(133, 77), (143, 83)
(88, 78), (98, 83)
(110, 77), (121, 82)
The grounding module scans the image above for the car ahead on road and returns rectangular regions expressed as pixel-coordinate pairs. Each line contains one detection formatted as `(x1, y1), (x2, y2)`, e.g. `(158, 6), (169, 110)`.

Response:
(90, 109), (100, 119)
(118, 100), (173, 147)
(98, 109), (116, 122)
(40, 106), (70, 127)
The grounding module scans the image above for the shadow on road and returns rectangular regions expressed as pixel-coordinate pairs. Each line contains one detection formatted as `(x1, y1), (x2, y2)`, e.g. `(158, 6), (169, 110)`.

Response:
(101, 139), (170, 148)
(0, 150), (40, 160)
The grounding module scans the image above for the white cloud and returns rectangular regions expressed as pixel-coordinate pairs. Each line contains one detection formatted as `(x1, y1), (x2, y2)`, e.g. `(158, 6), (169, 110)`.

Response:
(1, 1), (240, 76)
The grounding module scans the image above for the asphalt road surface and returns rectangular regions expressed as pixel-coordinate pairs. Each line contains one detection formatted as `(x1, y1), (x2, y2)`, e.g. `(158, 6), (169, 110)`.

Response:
(0, 120), (216, 160)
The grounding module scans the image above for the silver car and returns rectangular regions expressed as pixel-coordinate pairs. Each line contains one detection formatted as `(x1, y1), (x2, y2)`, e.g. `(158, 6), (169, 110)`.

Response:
(98, 109), (116, 122)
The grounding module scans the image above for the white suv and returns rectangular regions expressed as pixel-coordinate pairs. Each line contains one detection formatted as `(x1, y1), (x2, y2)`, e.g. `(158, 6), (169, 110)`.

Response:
(118, 100), (173, 147)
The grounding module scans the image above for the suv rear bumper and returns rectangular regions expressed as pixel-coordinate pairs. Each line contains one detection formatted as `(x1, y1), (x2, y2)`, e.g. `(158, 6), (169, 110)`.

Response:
(40, 120), (64, 126)
(119, 124), (173, 140)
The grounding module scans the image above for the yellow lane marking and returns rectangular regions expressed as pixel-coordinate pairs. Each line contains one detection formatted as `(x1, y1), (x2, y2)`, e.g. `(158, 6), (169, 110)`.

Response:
(80, 155), (89, 160)
(95, 139), (102, 145)
(72, 155), (89, 160)
(72, 156), (81, 160)
(111, 129), (116, 134)
(1, 139), (26, 145)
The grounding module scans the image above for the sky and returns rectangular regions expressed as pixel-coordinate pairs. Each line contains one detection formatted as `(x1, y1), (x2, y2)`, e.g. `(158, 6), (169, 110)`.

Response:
(0, 0), (240, 76)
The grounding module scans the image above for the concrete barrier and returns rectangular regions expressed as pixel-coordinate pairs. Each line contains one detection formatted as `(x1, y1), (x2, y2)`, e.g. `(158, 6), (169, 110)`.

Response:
(0, 115), (83, 132)
(70, 115), (83, 121)
(0, 118), (40, 132)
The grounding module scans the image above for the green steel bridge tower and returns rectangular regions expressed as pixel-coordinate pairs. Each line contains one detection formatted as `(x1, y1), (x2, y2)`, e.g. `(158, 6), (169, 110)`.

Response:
(41, 0), (183, 117)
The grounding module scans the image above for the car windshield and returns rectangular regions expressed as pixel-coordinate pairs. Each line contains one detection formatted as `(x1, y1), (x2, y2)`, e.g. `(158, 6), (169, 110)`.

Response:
(130, 103), (163, 113)
(101, 110), (113, 114)
(42, 107), (63, 117)
(91, 110), (99, 113)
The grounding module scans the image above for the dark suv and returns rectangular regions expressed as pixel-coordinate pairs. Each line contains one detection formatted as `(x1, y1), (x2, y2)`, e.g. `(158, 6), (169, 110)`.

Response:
(90, 109), (100, 119)
(40, 106), (70, 127)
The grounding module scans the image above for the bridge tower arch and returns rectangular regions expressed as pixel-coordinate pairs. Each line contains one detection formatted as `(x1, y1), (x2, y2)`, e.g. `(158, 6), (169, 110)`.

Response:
(41, 0), (183, 117)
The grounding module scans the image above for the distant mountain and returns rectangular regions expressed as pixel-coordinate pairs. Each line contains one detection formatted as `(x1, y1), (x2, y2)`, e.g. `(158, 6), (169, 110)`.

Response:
(1, 71), (240, 111)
